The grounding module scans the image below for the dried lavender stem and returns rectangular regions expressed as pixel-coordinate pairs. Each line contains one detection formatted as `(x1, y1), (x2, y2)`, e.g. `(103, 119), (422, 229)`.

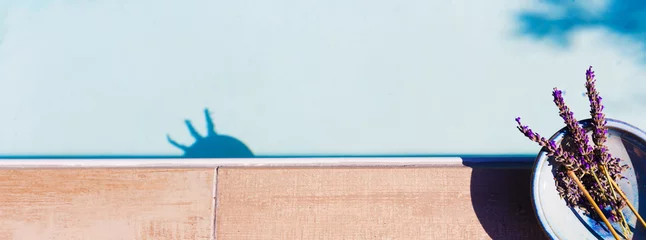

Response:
(618, 210), (630, 238)
(603, 166), (646, 228)
(568, 170), (621, 240)
(599, 164), (646, 234)
(602, 168), (631, 235)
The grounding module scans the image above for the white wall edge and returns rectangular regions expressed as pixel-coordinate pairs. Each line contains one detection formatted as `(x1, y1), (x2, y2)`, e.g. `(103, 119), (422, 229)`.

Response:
(0, 157), (465, 169)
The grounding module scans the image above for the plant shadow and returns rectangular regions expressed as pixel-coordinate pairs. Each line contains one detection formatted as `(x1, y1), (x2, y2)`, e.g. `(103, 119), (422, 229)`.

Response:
(166, 108), (254, 158)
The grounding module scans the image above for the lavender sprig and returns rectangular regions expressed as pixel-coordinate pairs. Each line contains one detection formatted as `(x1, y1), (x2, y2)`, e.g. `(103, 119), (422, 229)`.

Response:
(516, 117), (586, 207)
(514, 66), (639, 237)
(583, 67), (636, 234)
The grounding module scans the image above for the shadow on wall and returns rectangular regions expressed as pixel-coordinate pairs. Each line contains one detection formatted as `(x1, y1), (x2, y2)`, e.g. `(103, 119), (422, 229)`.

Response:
(516, 0), (646, 49)
(466, 156), (548, 240)
(166, 108), (255, 158)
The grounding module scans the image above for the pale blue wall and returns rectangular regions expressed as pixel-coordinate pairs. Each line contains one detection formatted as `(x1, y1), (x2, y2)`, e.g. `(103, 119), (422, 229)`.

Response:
(0, 0), (644, 156)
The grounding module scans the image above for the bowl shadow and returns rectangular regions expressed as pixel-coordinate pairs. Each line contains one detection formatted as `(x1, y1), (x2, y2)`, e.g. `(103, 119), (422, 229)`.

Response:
(467, 156), (548, 240)
(622, 137), (646, 238)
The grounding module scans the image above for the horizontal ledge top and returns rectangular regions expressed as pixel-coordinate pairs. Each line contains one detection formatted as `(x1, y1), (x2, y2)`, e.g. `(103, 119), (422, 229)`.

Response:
(0, 157), (462, 168)
(0, 157), (535, 169)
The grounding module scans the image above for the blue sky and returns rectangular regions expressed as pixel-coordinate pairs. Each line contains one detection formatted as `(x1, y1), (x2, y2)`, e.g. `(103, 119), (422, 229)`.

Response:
(0, 0), (645, 155)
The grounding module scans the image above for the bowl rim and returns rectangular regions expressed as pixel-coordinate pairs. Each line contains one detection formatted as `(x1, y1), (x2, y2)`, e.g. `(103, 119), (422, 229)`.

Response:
(531, 118), (646, 240)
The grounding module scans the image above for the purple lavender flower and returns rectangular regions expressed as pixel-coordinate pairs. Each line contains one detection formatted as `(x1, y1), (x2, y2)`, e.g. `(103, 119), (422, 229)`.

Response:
(585, 66), (608, 147)
(584, 66), (625, 180)
(552, 88), (596, 172)
(515, 117), (580, 171)
(552, 88), (593, 154)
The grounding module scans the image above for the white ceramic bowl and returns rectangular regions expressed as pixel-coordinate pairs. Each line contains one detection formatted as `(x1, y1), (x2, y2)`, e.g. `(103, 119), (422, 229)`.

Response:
(532, 119), (646, 240)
